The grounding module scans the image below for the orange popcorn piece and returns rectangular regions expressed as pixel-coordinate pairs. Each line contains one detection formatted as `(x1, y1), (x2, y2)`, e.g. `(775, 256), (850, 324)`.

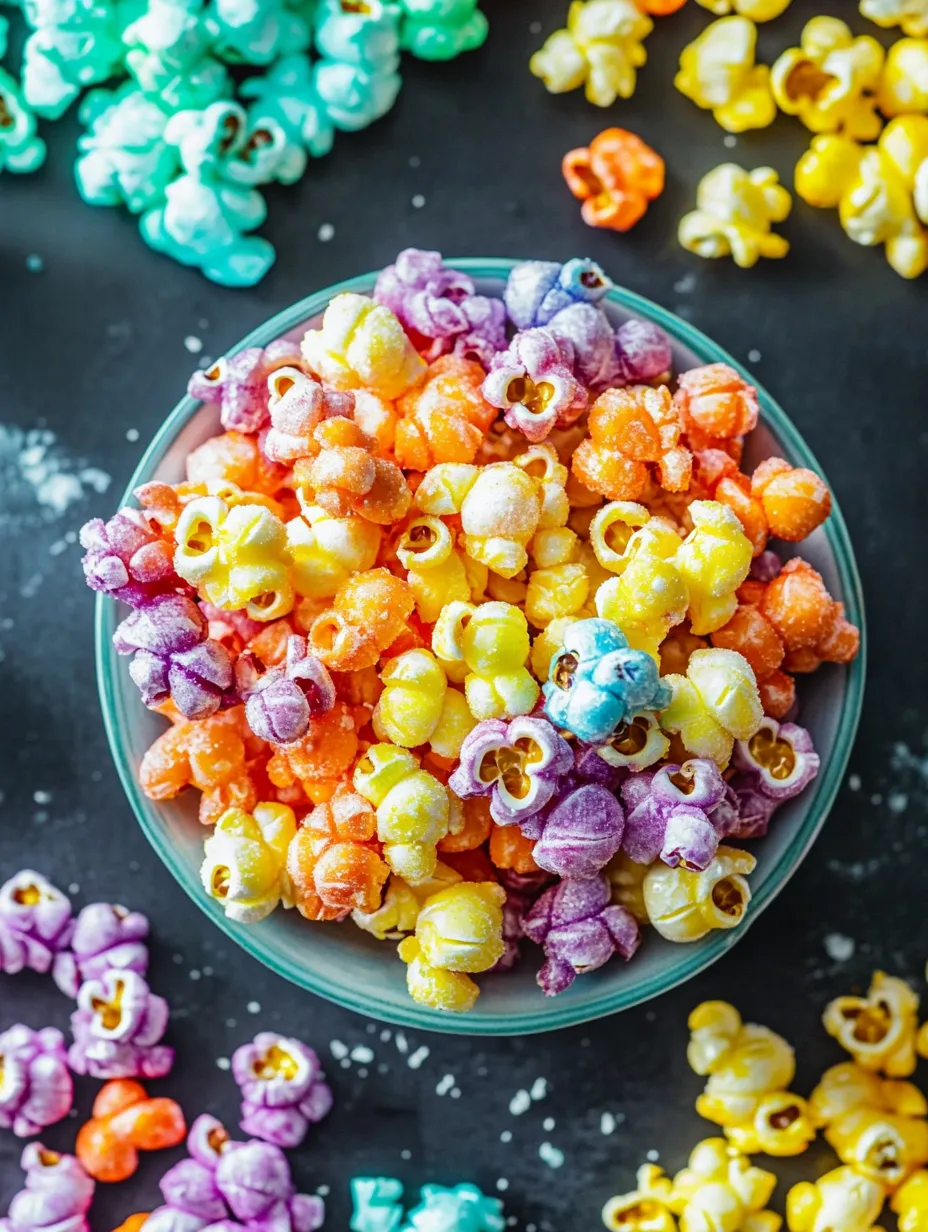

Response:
(76, 1080), (185, 1184)
(287, 785), (389, 915)
(395, 354), (498, 470)
(759, 559), (860, 675)
(674, 363), (760, 444)
(307, 569), (415, 671)
(562, 127), (665, 232)
(186, 430), (285, 495)
(112, 1217), (150, 1232)
(659, 625), (708, 676)
(266, 700), (359, 788)
(714, 475), (768, 556)
(751, 456), (832, 542)
(489, 822), (540, 874)
(573, 384), (692, 501)
(710, 602), (794, 718)
(139, 709), (256, 826)
(636, 0), (687, 11)
(299, 420), (411, 526)
(439, 796), (493, 853)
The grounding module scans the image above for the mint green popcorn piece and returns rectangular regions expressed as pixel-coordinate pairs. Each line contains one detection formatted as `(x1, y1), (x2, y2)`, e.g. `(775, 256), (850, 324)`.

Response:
(0, 66), (48, 173)
(240, 52), (334, 157)
(75, 84), (178, 210)
(350, 1176), (405, 1232)
(399, 0), (486, 60)
(402, 1184), (506, 1232)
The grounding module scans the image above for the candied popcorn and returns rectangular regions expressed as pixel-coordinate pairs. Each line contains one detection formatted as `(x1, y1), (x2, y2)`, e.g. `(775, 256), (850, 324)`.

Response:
(669, 1138), (780, 1232)
(200, 803), (297, 923)
(395, 353), (497, 468)
(301, 292), (426, 399)
(786, 1166), (887, 1232)
(562, 127), (665, 232)
(675, 17), (776, 133)
(823, 971), (921, 1077)
(433, 600), (539, 720)
(398, 881), (505, 1011)
(660, 647), (763, 768)
(861, 0), (928, 37)
(678, 164), (791, 267)
(529, 0), (653, 109)
(643, 845), (755, 942)
(771, 18), (884, 141)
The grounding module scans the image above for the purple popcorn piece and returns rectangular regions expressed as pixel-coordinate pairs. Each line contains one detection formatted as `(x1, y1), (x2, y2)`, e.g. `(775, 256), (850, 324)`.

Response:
(0, 871), (73, 979)
(215, 1140), (293, 1222)
(231, 1032), (333, 1149)
(733, 717), (821, 802)
(749, 549), (782, 582)
(531, 784), (625, 878)
(187, 339), (302, 434)
(0, 1026), (73, 1139)
(242, 636), (336, 745)
(522, 874), (640, 996)
(491, 869), (552, 973)
(115, 594), (235, 720)
(613, 318), (672, 386)
(482, 327), (587, 443)
(0, 1143), (94, 1232)
(725, 774), (780, 840)
(620, 760), (724, 870)
(188, 1113), (232, 1168)
(79, 507), (179, 609)
(159, 1157), (228, 1223)
(53, 902), (149, 998)
(449, 716), (574, 827)
(68, 969), (173, 1080)
(374, 247), (507, 367)
(573, 743), (626, 792)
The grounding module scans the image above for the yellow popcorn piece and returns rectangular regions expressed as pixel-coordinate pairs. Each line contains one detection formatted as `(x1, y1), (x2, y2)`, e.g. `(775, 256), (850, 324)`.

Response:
(771, 17), (884, 140)
(810, 1061), (928, 1189)
(695, 0), (791, 19)
(675, 501), (753, 635)
(597, 710), (670, 772)
(861, 0), (928, 37)
(881, 115), (928, 224)
(642, 846), (755, 943)
(824, 971), (921, 1076)
(286, 503), (381, 601)
(396, 515), (479, 623)
(531, 615), (582, 681)
(660, 648), (762, 769)
(669, 1138), (781, 1232)
(529, 0), (653, 108)
(200, 803), (297, 924)
(353, 745), (450, 884)
(795, 131), (928, 279)
(892, 1170), (928, 1232)
(433, 600), (539, 721)
(686, 1001), (814, 1157)
(880, 39), (928, 117)
(398, 881), (506, 1012)
(678, 164), (791, 268)
(300, 292), (426, 400)
(372, 648), (475, 758)
(175, 495), (294, 620)
(351, 863), (462, 941)
(786, 1166), (887, 1232)
(604, 852), (651, 924)
(675, 17), (776, 133)
(525, 562), (590, 627)
(596, 553), (688, 662)
(602, 1163), (676, 1232)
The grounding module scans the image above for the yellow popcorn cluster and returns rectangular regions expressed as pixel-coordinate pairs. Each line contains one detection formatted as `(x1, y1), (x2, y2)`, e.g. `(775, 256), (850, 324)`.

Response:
(603, 969), (928, 1232)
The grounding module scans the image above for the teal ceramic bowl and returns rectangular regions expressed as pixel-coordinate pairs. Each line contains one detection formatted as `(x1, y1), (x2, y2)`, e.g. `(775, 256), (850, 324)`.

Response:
(97, 259), (866, 1035)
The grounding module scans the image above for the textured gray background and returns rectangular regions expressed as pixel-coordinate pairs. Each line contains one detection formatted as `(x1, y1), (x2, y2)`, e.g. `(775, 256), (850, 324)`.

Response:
(2, 0), (927, 1227)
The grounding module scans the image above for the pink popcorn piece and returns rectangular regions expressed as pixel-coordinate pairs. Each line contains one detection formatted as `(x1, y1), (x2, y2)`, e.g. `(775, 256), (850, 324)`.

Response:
(613, 318), (672, 386)
(749, 548), (782, 583)
(0, 871), (73, 979)
(115, 593), (235, 720)
(725, 774), (779, 840)
(79, 507), (179, 609)
(482, 328), (587, 444)
(53, 902), (149, 997)
(374, 247), (507, 367)
(620, 759), (725, 871)
(68, 969), (173, 1080)
(263, 367), (355, 464)
(0, 1143), (94, 1232)
(448, 716), (573, 826)
(531, 784), (626, 878)
(187, 339), (302, 434)
(733, 717), (820, 802)
(491, 869), (553, 973)
(241, 635), (336, 745)
(231, 1032), (333, 1149)
(0, 1026), (73, 1139)
(215, 1139), (294, 1221)
(522, 874), (640, 996)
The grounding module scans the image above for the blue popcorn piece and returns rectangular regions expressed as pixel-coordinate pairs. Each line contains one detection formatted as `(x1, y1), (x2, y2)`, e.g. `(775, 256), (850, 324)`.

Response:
(350, 1176), (406, 1232)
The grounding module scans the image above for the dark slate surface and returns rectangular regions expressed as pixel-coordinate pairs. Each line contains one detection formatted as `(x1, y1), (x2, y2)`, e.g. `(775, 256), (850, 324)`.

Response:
(2, 0), (927, 1226)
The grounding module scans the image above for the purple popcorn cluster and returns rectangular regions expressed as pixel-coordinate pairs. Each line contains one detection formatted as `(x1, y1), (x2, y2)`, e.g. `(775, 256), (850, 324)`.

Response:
(187, 339), (303, 434)
(147, 1114), (325, 1232)
(79, 508), (180, 609)
(0, 1028), (73, 1139)
(0, 1144), (94, 1232)
(238, 634), (336, 745)
(69, 969), (173, 1081)
(374, 248), (507, 367)
(482, 328), (587, 444)
(231, 1033), (333, 1149)
(0, 871), (74, 982)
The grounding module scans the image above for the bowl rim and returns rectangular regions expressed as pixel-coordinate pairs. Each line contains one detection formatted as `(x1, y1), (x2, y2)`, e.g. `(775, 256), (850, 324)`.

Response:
(96, 257), (867, 1035)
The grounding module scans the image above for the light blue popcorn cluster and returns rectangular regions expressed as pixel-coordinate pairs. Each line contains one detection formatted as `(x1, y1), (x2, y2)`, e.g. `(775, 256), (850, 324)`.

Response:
(0, 0), (489, 284)
(350, 1177), (506, 1232)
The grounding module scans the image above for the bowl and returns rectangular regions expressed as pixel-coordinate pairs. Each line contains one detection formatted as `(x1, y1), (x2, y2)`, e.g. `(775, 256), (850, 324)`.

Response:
(96, 258), (866, 1035)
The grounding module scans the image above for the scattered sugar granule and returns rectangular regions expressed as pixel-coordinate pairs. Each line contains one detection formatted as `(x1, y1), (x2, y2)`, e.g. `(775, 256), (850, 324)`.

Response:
(173, 954), (184, 965)
(723, 134), (737, 148)
(451, 1087), (461, 1099)
(601, 1112), (617, 1135)
(184, 335), (203, 354)
(351, 1045), (374, 1064)
(26, 254), (44, 272)
(340, 1058), (351, 1069)
(888, 792), (908, 814)
(401, 1149), (411, 1161)
(0, 426), (112, 527)
(330, 1040), (349, 1061)
(646, 1149), (660, 1162)
(824, 933), (855, 962)
(216, 1057), (230, 1070)
(539, 1143), (564, 1169)
(203, 966), (213, 977)
(395, 1032), (409, 1055)
(500, 1130), (513, 1143)
(412, 194), (426, 209)
(409, 155), (421, 168)
(871, 793), (883, 806)
(126, 428), (139, 442)
(497, 1178), (510, 1192)
(189, 969), (201, 981)
(529, 20), (542, 32)
(542, 1117), (555, 1131)
(530, 1078), (548, 1101)
(225, 1019), (237, 1029)
(316, 1185), (330, 1197)
(436, 1073), (456, 1096)
(68, 883), (80, 895)
(247, 1001), (261, 1014)
(848, 774), (861, 791)
(509, 1090), (532, 1116)
(408, 1045), (430, 1070)
(33, 790), (51, 804)
(674, 273), (696, 295)
(380, 1029), (392, 1042)
(318, 223), (335, 242)
(748, 349), (762, 363)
